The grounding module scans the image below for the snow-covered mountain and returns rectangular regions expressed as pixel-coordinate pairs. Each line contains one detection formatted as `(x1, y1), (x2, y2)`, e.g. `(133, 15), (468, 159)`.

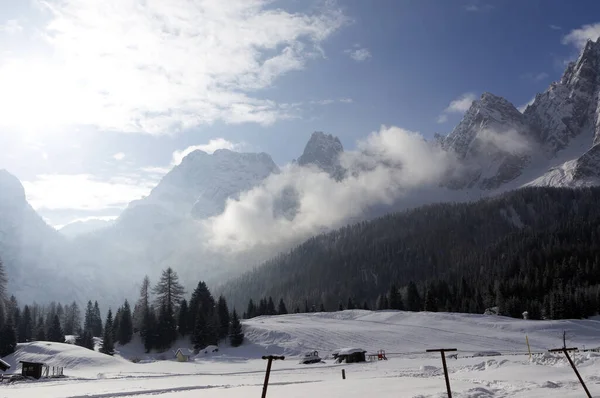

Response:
(443, 37), (600, 190)
(124, 149), (279, 221)
(5, 39), (600, 306)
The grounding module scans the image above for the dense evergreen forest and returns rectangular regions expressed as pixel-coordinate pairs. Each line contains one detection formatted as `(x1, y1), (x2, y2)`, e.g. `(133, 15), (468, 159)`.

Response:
(221, 187), (600, 320)
(0, 263), (243, 357)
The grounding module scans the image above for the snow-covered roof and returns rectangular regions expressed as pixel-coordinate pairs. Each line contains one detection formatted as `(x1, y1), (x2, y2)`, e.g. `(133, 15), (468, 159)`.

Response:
(0, 358), (10, 370)
(337, 348), (366, 355)
(175, 348), (192, 355)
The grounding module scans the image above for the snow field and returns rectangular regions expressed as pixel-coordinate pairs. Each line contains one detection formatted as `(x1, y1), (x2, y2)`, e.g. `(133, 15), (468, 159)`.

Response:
(3, 310), (600, 397)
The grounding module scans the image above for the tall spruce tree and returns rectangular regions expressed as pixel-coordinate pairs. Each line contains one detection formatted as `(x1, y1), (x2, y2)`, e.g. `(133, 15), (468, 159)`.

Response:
(75, 329), (95, 350)
(229, 309), (244, 347)
(100, 309), (115, 355)
(156, 303), (177, 349)
(216, 296), (230, 340)
(117, 300), (133, 345)
(93, 301), (103, 337)
(178, 299), (189, 337)
(192, 309), (207, 351)
(47, 314), (65, 343)
(278, 299), (288, 315)
(266, 297), (276, 315)
(18, 305), (33, 343)
(84, 301), (94, 333)
(35, 316), (45, 341)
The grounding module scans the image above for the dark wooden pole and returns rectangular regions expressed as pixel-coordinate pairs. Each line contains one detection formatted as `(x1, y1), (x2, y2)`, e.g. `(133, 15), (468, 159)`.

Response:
(342, 369), (346, 379)
(426, 348), (457, 398)
(549, 348), (591, 398)
(261, 355), (285, 398)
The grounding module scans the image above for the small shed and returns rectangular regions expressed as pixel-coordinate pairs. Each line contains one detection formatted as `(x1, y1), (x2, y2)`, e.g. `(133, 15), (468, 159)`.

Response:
(0, 358), (10, 372)
(175, 348), (192, 362)
(333, 348), (367, 364)
(20, 361), (45, 379)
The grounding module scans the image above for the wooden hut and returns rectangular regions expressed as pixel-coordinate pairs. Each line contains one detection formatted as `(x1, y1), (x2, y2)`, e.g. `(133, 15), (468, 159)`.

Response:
(333, 348), (367, 364)
(174, 348), (192, 362)
(20, 361), (45, 379)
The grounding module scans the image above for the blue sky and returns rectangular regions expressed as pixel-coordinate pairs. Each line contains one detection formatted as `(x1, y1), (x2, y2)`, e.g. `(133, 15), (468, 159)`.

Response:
(0, 0), (599, 226)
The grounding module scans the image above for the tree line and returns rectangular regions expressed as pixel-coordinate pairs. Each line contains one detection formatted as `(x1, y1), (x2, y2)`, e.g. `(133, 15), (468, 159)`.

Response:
(0, 261), (243, 357)
(223, 187), (600, 321)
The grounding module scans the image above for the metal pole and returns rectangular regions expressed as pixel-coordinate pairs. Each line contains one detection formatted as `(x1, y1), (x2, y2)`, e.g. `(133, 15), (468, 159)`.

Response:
(426, 348), (457, 398)
(261, 357), (273, 398)
(549, 348), (591, 398)
(440, 351), (452, 398)
(261, 355), (284, 398)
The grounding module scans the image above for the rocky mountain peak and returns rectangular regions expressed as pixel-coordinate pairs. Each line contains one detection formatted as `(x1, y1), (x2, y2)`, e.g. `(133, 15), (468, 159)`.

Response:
(297, 131), (344, 177)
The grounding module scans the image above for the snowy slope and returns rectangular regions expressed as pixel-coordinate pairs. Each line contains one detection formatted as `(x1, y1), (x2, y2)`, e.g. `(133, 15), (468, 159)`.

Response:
(242, 310), (600, 357)
(4, 312), (600, 398)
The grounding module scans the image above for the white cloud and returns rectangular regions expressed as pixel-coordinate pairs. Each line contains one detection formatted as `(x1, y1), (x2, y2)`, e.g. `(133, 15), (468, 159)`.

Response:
(203, 126), (457, 251)
(550, 25), (562, 31)
(339, 98), (353, 103)
(309, 98), (353, 105)
(436, 114), (448, 124)
(55, 215), (118, 230)
(0, 1), (348, 134)
(172, 138), (245, 165)
(518, 97), (535, 113)
(476, 128), (531, 154)
(562, 22), (600, 49)
(437, 92), (476, 123)
(113, 152), (125, 161)
(0, 19), (23, 35)
(345, 47), (371, 62)
(22, 174), (157, 211)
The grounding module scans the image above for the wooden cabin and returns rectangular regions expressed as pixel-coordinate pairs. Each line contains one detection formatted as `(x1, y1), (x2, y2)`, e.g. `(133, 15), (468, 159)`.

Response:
(20, 361), (44, 379)
(175, 348), (192, 362)
(333, 348), (367, 364)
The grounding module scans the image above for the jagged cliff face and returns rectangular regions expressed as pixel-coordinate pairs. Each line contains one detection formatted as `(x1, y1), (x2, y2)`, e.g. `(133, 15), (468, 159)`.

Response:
(439, 38), (600, 190)
(297, 131), (345, 179)
(440, 93), (535, 189)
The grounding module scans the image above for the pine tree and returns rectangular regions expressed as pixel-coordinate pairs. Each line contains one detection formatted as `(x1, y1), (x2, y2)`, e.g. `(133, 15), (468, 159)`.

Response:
(338, 302), (344, 311)
(217, 296), (230, 340)
(406, 282), (421, 312)
(84, 301), (94, 333)
(75, 329), (94, 350)
(347, 297), (355, 310)
(112, 307), (122, 343)
(424, 287), (437, 312)
(63, 302), (81, 336)
(192, 309), (207, 351)
(93, 301), (103, 337)
(35, 316), (46, 341)
(267, 297), (276, 315)
(152, 267), (185, 310)
(177, 299), (189, 337)
(118, 300), (133, 345)
(304, 300), (309, 313)
(100, 309), (115, 355)
(389, 284), (404, 310)
(229, 309), (244, 347)
(47, 314), (65, 343)
(0, 320), (17, 356)
(142, 306), (157, 353)
(156, 303), (177, 349)
(245, 299), (256, 319)
(18, 305), (33, 343)
(362, 301), (370, 310)
(319, 303), (326, 312)
(0, 257), (7, 329)
(133, 276), (151, 332)
(277, 299), (288, 315)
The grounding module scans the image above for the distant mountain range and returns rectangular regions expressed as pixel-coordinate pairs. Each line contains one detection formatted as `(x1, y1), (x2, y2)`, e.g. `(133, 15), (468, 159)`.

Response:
(3, 38), (600, 307)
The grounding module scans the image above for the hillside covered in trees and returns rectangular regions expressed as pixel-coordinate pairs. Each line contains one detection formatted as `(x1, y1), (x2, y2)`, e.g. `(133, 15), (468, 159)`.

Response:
(221, 187), (600, 320)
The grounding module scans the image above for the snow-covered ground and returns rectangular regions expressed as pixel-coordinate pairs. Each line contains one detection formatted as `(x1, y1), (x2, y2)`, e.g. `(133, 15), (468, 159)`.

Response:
(3, 310), (600, 397)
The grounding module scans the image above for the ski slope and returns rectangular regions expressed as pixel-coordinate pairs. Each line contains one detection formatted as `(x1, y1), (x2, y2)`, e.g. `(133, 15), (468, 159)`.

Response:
(2, 310), (600, 398)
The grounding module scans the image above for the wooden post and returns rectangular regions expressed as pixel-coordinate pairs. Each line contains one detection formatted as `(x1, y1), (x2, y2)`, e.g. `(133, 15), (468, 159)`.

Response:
(342, 369), (346, 379)
(526, 335), (531, 361)
(261, 355), (284, 398)
(549, 348), (591, 398)
(426, 348), (457, 398)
